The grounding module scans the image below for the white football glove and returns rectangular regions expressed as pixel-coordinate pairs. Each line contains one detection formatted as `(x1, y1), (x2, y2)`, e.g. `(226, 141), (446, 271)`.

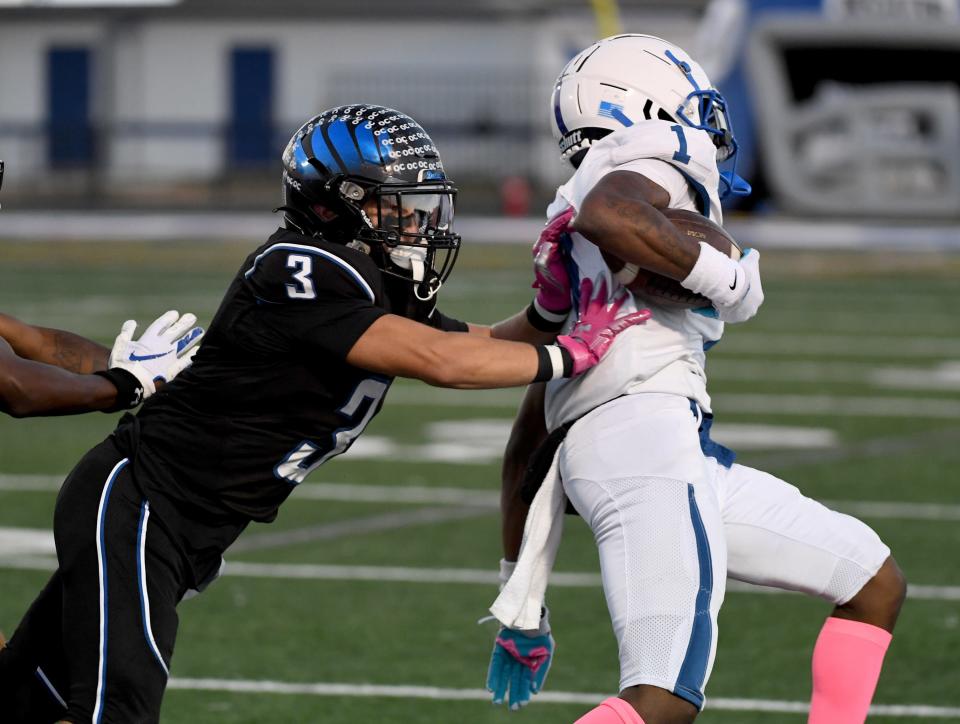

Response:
(108, 310), (204, 399)
(681, 243), (764, 324)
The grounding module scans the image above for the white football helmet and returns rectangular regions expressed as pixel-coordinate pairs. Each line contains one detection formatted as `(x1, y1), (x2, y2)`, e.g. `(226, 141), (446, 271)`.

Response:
(551, 34), (739, 173)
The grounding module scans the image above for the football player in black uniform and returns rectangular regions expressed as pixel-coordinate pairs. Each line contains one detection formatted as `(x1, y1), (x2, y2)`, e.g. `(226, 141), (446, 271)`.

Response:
(0, 106), (649, 723)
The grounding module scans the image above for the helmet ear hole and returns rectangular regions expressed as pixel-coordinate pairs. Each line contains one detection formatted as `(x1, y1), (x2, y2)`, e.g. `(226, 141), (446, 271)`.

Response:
(657, 108), (674, 122)
(569, 148), (590, 169)
(310, 204), (338, 222)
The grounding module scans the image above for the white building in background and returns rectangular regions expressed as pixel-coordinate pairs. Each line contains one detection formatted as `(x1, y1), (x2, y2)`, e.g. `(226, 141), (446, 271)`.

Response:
(0, 1), (701, 203)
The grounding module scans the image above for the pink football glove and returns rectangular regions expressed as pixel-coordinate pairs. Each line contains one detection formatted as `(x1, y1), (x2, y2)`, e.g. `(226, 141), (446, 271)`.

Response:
(532, 207), (575, 315)
(557, 278), (651, 375)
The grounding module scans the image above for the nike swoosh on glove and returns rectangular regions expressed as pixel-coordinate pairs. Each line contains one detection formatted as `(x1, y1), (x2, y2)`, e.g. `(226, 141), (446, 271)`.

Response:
(556, 278), (651, 375)
(532, 207), (575, 317)
(108, 310), (205, 397)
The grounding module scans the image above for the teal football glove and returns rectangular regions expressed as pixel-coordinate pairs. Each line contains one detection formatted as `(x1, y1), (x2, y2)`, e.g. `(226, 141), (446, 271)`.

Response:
(487, 609), (554, 710)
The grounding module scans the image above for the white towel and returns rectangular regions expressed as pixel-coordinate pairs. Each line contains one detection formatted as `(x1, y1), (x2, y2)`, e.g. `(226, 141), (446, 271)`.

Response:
(489, 443), (566, 630)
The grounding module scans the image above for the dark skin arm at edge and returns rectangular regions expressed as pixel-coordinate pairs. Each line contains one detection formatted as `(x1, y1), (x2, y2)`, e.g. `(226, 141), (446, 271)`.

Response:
(0, 313), (109, 373)
(0, 337), (118, 417)
(501, 382), (548, 560)
(571, 170), (701, 281)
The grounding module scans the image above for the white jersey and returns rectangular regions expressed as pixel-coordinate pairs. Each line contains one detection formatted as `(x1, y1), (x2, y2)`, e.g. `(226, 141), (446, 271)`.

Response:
(544, 120), (726, 430)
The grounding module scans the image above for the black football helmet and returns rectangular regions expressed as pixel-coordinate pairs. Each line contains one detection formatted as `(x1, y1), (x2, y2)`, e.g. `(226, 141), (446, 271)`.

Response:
(278, 105), (460, 302)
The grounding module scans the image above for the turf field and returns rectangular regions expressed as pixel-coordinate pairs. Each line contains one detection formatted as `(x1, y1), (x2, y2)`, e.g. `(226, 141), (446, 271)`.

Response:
(1, 238), (959, 723)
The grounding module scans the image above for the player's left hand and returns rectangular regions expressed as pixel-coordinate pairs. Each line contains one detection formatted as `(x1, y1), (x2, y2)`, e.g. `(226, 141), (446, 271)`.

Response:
(108, 310), (204, 397)
(557, 278), (651, 375)
(487, 611), (555, 710)
(532, 207), (575, 315)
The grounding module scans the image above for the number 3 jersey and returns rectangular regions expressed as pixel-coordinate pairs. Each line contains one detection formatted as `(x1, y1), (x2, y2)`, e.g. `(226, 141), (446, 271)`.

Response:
(544, 120), (726, 431)
(117, 227), (463, 563)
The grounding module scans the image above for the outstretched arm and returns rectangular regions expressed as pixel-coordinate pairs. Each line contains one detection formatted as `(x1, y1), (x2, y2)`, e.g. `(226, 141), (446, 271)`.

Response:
(347, 314), (552, 389)
(0, 336), (119, 417)
(0, 311), (203, 418)
(347, 279), (648, 390)
(0, 313), (109, 373)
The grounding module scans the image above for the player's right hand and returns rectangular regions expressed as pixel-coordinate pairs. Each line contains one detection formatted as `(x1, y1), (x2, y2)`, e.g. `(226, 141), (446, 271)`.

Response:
(532, 207), (575, 315)
(487, 610), (555, 710)
(713, 248), (764, 324)
(109, 311), (204, 398)
(556, 278), (651, 375)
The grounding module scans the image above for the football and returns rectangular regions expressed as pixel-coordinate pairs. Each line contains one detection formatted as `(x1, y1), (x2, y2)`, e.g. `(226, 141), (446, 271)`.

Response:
(601, 208), (742, 310)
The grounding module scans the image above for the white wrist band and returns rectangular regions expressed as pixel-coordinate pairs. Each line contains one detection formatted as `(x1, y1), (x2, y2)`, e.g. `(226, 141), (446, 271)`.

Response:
(533, 297), (570, 324)
(614, 262), (640, 285)
(680, 242), (744, 308)
(499, 558), (517, 589)
(545, 346), (565, 380)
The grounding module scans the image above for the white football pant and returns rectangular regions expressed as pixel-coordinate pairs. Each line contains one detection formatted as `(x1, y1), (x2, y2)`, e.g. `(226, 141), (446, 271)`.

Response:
(559, 393), (890, 708)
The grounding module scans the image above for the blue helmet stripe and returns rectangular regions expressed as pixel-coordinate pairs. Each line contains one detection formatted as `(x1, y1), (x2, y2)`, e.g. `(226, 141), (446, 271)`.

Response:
(327, 119), (362, 171)
(610, 107), (634, 128)
(354, 121), (382, 165)
(553, 85), (569, 135)
(305, 129), (339, 175)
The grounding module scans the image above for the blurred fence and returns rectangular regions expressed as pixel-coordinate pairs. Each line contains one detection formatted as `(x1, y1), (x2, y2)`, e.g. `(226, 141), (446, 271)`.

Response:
(2, 1), (960, 221)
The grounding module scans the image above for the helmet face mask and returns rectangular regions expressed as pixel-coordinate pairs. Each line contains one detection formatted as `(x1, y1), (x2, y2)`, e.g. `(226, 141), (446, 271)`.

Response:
(357, 180), (460, 301)
(279, 105), (461, 301)
(662, 48), (737, 163)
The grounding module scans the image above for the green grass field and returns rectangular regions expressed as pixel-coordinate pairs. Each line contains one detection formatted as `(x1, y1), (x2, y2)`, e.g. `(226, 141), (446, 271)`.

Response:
(1, 239), (959, 723)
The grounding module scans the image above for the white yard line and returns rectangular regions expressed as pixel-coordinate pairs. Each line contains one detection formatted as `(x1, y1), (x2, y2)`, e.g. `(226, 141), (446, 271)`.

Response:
(719, 333), (960, 358)
(0, 475), (63, 491)
(230, 506), (490, 553)
(4, 476), (959, 522)
(711, 394), (960, 419)
(1, 551), (957, 601)
(165, 678), (960, 717)
(706, 359), (960, 391)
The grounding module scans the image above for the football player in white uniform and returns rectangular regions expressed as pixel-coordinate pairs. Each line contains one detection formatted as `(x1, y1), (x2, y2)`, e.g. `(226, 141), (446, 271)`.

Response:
(486, 35), (906, 724)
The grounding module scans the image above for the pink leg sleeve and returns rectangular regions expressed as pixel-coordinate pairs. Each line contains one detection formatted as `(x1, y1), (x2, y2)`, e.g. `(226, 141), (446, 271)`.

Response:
(809, 617), (893, 724)
(575, 697), (646, 724)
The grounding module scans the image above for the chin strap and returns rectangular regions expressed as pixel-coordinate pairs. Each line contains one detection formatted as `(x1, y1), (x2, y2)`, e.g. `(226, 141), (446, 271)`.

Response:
(415, 272), (442, 301)
(411, 256), (444, 301)
(390, 246), (442, 302)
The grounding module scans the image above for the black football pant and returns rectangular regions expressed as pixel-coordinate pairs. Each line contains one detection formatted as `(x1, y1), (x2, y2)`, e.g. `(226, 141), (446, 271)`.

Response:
(0, 437), (186, 723)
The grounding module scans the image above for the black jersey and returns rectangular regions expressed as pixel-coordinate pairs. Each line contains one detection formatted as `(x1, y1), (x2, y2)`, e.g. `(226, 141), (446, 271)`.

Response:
(119, 228), (464, 566)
